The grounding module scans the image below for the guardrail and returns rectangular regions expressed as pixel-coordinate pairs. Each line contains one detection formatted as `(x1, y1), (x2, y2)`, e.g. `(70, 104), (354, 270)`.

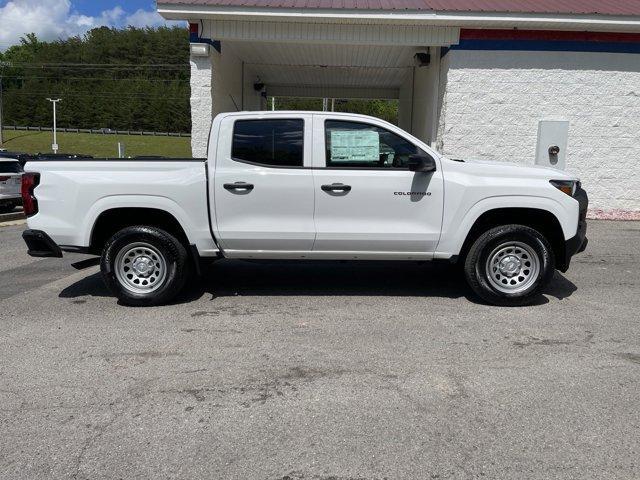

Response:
(2, 126), (191, 137)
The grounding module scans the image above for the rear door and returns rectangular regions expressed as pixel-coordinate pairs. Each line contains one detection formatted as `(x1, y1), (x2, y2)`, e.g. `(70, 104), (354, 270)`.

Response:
(311, 115), (444, 256)
(213, 114), (315, 254)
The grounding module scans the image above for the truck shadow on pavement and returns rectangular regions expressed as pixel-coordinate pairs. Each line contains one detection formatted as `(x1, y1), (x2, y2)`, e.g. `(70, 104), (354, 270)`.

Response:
(59, 259), (577, 306)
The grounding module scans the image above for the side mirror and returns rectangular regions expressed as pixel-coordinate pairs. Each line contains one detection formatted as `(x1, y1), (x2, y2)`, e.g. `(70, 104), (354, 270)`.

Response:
(408, 155), (437, 173)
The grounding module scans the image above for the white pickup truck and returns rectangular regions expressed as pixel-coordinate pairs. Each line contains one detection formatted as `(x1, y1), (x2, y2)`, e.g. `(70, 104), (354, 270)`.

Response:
(21, 111), (588, 306)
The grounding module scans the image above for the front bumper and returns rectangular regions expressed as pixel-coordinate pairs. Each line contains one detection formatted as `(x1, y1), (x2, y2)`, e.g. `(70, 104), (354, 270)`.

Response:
(22, 229), (63, 258)
(558, 186), (588, 272)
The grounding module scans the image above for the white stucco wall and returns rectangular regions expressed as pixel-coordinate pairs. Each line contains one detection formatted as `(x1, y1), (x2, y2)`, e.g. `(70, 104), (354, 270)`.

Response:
(190, 44), (264, 158)
(190, 54), (213, 158)
(437, 49), (640, 218)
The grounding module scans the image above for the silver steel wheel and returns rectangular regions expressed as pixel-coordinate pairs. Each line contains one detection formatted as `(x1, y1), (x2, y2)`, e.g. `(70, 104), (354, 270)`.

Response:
(485, 241), (540, 294)
(114, 242), (167, 294)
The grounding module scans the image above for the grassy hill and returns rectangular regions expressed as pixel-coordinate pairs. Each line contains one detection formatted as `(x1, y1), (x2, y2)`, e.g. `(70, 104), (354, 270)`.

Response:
(1, 130), (192, 158)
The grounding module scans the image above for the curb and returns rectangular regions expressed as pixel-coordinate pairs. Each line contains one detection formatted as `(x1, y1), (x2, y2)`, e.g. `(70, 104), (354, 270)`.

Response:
(587, 209), (640, 221)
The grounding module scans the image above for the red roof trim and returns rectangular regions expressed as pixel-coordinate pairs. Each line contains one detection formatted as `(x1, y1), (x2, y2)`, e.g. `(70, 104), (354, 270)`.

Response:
(460, 29), (640, 43)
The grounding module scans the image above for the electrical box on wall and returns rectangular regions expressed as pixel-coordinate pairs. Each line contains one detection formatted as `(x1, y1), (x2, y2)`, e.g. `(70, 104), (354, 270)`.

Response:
(535, 120), (569, 170)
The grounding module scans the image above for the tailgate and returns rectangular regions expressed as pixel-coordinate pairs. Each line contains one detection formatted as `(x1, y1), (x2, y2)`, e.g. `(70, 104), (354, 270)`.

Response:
(0, 173), (22, 195)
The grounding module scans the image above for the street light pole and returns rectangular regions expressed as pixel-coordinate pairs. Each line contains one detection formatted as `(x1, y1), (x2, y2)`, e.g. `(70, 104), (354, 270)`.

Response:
(46, 98), (61, 153)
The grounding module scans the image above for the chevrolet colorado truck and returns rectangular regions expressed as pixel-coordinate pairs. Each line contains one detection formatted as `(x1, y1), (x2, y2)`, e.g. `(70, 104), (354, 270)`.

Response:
(21, 111), (588, 306)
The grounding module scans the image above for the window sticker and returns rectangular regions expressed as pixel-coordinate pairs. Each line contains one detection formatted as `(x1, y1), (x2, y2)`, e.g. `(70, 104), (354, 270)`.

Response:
(330, 130), (379, 163)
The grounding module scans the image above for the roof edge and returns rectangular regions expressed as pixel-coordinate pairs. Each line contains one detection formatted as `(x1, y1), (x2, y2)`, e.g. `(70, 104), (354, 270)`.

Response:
(158, 4), (640, 32)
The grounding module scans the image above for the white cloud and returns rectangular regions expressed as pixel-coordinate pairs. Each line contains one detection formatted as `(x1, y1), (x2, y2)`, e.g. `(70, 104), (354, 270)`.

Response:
(124, 9), (170, 29)
(96, 6), (126, 25)
(0, 0), (181, 50)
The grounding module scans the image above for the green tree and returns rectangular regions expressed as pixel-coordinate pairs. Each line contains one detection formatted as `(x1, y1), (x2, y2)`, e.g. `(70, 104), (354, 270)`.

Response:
(1, 27), (191, 132)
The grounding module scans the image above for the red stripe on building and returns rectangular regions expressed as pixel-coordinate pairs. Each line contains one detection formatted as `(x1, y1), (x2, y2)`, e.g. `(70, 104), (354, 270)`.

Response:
(460, 29), (640, 43)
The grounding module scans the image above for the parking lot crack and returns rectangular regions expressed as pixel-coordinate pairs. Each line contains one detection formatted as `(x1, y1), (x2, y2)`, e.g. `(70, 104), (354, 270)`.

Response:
(71, 408), (123, 480)
(617, 353), (640, 365)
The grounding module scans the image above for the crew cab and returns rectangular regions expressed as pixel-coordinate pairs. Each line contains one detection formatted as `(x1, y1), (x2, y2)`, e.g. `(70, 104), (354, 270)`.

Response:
(21, 111), (588, 306)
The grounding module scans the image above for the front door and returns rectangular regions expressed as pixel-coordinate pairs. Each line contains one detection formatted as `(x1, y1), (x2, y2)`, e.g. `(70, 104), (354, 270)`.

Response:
(213, 114), (315, 254)
(311, 116), (444, 257)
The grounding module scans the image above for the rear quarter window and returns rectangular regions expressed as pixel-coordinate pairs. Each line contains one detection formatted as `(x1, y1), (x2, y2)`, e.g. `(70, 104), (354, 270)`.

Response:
(0, 161), (23, 174)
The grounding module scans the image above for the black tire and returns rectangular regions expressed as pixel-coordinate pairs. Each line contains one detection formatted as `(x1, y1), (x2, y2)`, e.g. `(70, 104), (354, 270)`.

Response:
(100, 226), (190, 306)
(463, 224), (555, 306)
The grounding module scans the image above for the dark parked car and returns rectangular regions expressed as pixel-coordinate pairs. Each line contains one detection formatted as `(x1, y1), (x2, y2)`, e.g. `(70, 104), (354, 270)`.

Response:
(0, 151), (35, 168)
(0, 158), (23, 213)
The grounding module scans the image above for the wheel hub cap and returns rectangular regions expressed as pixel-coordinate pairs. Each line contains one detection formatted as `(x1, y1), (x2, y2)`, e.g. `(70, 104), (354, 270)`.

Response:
(114, 242), (167, 294)
(498, 255), (522, 277)
(485, 241), (541, 294)
(132, 256), (154, 277)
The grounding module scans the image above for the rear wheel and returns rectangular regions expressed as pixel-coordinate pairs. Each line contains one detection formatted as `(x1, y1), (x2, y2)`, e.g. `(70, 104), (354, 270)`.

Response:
(101, 226), (190, 306)
(464, 225), (555, 306)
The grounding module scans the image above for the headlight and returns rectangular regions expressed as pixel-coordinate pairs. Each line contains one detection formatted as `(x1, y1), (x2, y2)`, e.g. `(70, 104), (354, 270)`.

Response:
(550, 180), (579, 197)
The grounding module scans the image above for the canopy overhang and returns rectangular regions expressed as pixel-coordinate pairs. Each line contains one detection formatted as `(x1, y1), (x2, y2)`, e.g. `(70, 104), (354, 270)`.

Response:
(159, 3), (640, 33)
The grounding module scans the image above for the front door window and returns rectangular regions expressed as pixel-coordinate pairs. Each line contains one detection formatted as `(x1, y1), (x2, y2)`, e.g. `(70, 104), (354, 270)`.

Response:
(324, 120), (426, 169)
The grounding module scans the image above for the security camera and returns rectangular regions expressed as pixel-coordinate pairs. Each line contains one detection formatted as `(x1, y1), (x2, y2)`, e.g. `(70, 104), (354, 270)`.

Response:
(414, 52), (431, 67)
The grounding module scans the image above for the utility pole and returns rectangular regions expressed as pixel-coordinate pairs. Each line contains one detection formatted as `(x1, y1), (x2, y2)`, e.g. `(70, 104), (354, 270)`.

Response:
(46, 98), (61, 153)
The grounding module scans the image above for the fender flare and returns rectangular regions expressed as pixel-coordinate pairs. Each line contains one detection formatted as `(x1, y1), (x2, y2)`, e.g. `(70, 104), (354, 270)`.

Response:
(81, 195), (198, 247)
(438, 195), (577, 256)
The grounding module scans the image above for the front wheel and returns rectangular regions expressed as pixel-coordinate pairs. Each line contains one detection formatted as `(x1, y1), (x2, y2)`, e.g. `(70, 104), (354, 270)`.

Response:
(464, 225), (555, 306)
(101, 226), (190, 306)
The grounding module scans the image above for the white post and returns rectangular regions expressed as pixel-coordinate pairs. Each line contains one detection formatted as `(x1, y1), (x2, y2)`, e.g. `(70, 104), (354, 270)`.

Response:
(331, 98), (335, 112)
(271, 97), (275, 111)
(53, 102), (57, 152)
(189, 55), (212, 158)
(46, 98), (61, 153)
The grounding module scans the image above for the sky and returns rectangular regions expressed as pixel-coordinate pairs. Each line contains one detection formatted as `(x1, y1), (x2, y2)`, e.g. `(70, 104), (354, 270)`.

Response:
(0, 0), (182, 50)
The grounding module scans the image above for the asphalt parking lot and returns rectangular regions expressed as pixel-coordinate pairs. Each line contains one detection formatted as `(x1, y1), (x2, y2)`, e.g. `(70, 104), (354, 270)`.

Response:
(0, 219), (639, 479)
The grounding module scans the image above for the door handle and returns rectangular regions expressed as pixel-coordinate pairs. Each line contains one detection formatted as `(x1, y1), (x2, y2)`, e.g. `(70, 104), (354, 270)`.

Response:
(321, 183), (351, 192)
(224, 182), (254, 191)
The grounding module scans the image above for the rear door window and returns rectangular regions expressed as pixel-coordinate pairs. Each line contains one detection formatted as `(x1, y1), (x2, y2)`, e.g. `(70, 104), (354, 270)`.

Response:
(232, 119), (304, 168)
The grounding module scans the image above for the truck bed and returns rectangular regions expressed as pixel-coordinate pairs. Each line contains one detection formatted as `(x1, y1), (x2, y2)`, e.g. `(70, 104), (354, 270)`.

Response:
(24, 158), (218, 256)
